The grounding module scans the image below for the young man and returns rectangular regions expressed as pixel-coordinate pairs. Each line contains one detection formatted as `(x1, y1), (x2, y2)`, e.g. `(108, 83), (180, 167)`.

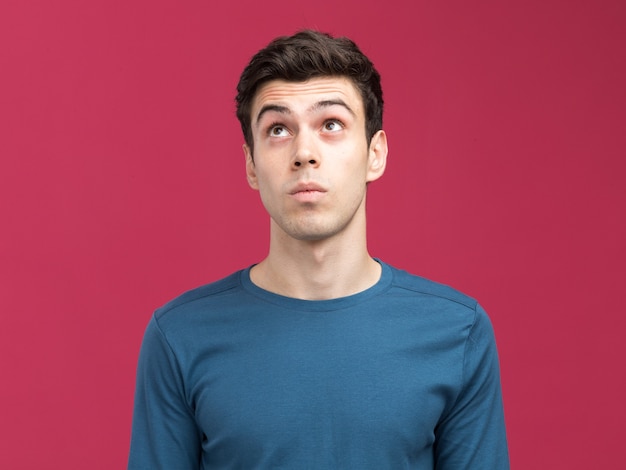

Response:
(129, 30), (509, 469)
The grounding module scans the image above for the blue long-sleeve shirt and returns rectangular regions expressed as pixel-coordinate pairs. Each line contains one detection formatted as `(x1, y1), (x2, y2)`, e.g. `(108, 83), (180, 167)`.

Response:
(129, 261), (509, 469)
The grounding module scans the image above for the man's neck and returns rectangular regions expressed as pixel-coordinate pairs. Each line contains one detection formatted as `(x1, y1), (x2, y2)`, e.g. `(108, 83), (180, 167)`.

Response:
(249, 227), (381, 301)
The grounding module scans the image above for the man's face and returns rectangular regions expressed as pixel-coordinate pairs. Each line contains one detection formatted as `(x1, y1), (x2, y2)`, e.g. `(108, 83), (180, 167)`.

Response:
(244, 76), (387, 243)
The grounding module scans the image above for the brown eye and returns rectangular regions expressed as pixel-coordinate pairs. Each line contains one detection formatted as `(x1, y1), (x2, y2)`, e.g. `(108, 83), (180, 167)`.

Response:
(269, 125), (288, 137)
(323, 120), (343, 132)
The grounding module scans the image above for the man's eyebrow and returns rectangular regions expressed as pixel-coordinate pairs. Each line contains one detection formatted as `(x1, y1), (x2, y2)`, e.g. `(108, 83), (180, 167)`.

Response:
(310, 99), (355, 116)
(255, 104), (291, 125)
(255, 99), (356, 125)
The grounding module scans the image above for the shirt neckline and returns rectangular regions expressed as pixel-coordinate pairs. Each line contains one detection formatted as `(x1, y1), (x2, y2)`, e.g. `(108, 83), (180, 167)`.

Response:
(239, 259), (393, 312)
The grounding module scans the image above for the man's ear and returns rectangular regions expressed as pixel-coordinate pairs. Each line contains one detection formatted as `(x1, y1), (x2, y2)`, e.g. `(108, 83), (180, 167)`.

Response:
(244, 144), (259, 190)
(366, 130), (388, 183)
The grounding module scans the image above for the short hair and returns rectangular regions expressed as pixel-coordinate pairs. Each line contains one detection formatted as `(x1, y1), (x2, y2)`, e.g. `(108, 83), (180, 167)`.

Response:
(236, 30), (383, 152)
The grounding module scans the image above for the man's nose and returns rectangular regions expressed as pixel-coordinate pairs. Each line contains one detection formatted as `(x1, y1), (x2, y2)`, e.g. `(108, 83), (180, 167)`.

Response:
(292, 131), (320, 168)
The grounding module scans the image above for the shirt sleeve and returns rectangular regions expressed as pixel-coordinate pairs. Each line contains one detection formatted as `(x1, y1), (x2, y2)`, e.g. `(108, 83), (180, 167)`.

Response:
(433, 304), (510, 469)
(128, 314), (202, 470)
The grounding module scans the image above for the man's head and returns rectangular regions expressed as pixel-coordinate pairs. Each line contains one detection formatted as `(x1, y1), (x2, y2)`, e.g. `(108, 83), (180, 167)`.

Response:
(236, 30), (383, 154)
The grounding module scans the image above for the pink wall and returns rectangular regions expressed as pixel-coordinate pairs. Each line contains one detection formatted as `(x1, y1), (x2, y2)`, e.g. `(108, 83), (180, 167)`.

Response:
(1, 1), (624, 468)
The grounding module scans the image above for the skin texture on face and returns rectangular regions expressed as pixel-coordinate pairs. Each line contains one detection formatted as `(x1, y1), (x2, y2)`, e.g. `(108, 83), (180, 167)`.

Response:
(244, 77), (387, 245)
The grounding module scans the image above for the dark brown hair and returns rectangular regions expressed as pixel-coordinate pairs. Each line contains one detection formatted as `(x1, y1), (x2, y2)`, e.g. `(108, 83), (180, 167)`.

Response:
(235, 30), (383, 152)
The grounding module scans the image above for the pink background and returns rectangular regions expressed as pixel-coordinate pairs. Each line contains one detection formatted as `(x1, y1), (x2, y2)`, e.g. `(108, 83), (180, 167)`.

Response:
(1, 1), (625, 468)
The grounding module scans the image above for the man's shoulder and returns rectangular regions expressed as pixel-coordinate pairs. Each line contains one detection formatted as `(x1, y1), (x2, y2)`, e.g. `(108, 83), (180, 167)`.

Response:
(154, 270), (245, 321)
(385, 262), (478, 312)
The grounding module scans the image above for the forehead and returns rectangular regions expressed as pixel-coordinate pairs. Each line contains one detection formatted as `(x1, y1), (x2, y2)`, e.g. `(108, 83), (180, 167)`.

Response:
(251, 76), (364, 118)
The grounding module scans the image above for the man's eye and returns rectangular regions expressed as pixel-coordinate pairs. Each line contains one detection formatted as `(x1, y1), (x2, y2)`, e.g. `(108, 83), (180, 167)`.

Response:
(269, 125), (289, 137)
(323, 120), (343, 132)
